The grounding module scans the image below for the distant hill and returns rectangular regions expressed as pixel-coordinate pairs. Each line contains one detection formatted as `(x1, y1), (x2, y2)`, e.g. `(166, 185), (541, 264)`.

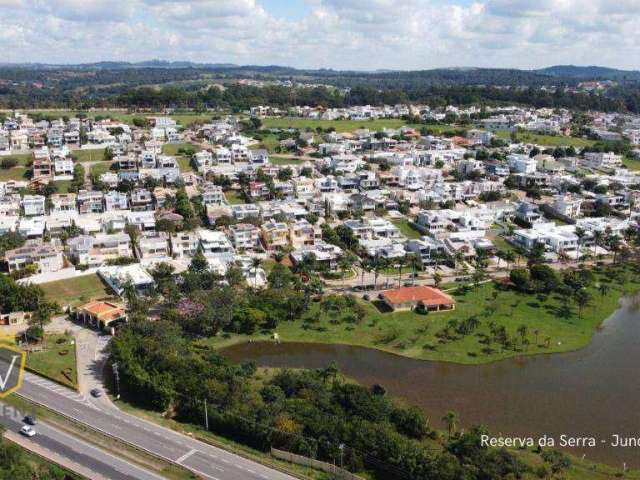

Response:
(536, 65), (640, 81)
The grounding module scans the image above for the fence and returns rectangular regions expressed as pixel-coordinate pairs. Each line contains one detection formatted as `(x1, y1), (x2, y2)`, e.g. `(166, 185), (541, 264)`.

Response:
(271, 448), (364, 480)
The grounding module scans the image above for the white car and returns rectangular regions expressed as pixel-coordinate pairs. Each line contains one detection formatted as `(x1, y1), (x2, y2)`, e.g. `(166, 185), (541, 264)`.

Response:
(19, 425), (36, 437)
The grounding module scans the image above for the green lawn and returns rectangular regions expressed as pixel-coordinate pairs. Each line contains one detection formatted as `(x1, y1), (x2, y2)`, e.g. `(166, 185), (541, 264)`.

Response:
(269, 155), (304, 166)
(25, 333), (78, 389)
(623, 156), (640, 171)
(251, 133), (280, 153)
(391, 218), (422, 239)
(71, 148), (106, 162)
(0, 166), (28, 181)
(209, 264), (640, 365)
(162, 142), (201, 172)
(41, 274), (113, 307)
(0, 153), (32, 166)
(262, 117), (429, 133)
(89, 161), (114, 178)
(224, 190), (245, 205)
(53, 180), (73, 193)
(496, 130), (595, 148)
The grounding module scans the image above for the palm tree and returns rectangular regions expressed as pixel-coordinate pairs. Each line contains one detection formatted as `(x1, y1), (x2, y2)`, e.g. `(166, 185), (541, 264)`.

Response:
(454, 251), (465, 276)
(607, 235), (621, 264)
(442, 411), (458, 439)
(406, 253), (421, 286)
(251, 257), (262, 289)
(517, 324), (528, 346)
(533, 329), (540, 346)
(396, 256), (406, 288)
(593, 230), (603, 257)
(338, 254), (355, 290)
(359, 258), (371, 291)
(575, 227), (586, 261)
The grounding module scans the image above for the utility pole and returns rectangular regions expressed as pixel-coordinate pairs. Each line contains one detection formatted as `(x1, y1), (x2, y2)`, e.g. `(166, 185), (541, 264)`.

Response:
(204, 398), (209, 431)
(112, 362), (120, 400)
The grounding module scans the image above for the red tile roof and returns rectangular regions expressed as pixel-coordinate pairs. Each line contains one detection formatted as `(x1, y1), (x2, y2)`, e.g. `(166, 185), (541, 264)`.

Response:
(382, 286), (455, 307)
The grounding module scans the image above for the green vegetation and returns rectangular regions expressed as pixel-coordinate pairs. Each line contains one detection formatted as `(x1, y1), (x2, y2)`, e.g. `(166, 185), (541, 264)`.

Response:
(71, 148), (106, 162)
(0, 166), (28, 181)
(25, 333), (78, 389)
(262, 117), (419, 133)
(23, 109), (216, 127)
(269, 155), (303, 165)
(52, 179), (73, 193)
(623, 156), (640, 171)
(0, 434), (81, 480)
(89, 161), (113, 178)
(224, 190), (245, 205)
(40, 274), (112, 307)
(162, 142), (201, 172)
(496, 130), (596, 148)
(210, 263), (640, 364)
(390, 218), (422, 239)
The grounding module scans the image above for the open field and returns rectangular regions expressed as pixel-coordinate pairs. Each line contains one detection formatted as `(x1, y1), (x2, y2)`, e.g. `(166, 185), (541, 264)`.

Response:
(89, 161), (113, 178)
(0, 166), (28, 181)
(262, 117), (436, 133)
(391, 218), (422, 239)
(71, 148), (106, 163)
(624, 156), (640, 171)
(25, 333), (78, 389)
(0, 152), (32, 166)
(207, 264), (640, 365)
(269, 155), (305, 165)
(224, 190), (245, 205)
(496, 129), (596, 148)
(162, 142), (201, 172)
(40, 274), (113, 307)
(53, 179), (73, 193)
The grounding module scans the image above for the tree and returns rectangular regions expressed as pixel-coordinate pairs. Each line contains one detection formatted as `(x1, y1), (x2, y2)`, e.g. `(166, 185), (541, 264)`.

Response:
(251, 257), (262, 289)
(442, 411), (458, 439)
(574, 289), (592, 320)
(517, 325), (528, 346)
(433, 272), (443, 289)
(190, 249), (209, 273)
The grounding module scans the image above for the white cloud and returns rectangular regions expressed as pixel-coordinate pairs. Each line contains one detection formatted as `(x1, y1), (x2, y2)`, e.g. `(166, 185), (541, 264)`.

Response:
(0, 0), (638, 69)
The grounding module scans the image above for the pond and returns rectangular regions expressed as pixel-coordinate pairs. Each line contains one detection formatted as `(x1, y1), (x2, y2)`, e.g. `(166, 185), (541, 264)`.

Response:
(222, 295), (640, 467)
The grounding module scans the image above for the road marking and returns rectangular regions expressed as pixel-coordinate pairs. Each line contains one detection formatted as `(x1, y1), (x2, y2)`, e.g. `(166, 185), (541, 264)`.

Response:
(175, 448), (198, 464)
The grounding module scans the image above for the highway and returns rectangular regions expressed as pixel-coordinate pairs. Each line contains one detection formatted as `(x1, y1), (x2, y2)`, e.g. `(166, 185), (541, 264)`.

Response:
(16, 371), (296, 480)
(0, 402), (165, 480)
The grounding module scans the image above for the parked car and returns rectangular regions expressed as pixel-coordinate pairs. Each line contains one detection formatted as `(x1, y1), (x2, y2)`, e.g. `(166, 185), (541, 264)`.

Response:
(90, 388), (102, 398)
(20, 426), (36, 437)
(23, 415), (36, 425)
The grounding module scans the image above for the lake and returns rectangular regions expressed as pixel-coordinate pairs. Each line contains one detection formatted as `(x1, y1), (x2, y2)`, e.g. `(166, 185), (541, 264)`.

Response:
(222, 295), (640, 467)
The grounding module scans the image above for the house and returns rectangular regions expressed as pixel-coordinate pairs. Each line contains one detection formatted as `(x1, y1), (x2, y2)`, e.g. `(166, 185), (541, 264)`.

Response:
(289, 219), (321, 248)
(405, 236), (445, 265)
(76, 301), (127, 332)
(22, 195), (46, 216)
(197, 228), (235, 262)
(229, 223), (261, 251)
(201, 184), (227, 206)
(584, 152), (623, 169)
(104, 191), (129, 211)
(98, 264), (155, 296)
(290, 241), (343, 271)
(382, 286), (455, 312)
(77, 190), (104, 214)
(170, 231), (199, 259)
(136, 232), (170, 259)
(551, 194), (582, 219)
(5, 242), (64, 273)
(68, 233), (131, 266)
(261, 219), (289, 251)
(515, 201), (542, 224)
(508, 154), (537, 174)
(49, 194), (77, 213)
(130, 189), (154, 211)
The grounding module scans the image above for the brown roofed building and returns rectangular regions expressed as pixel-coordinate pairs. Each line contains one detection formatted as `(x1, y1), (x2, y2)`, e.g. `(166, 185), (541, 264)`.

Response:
(382, 286), (455, 312)
(77, 301), (127, 332)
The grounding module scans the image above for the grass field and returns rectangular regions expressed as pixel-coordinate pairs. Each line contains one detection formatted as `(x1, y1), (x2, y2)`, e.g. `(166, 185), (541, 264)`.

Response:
(262, 117), (429, 133)
(496, 130), (596, 148)
(25, 333), (78, 389)
(41, 273), (113, 307)
(623, 156), (640, 171)
(269, 155), (305, 165)
(53, 179), (73, 193)
(0, 166), (28, 181)
(89, 161), (113, 178)
(209, 264), (640, 364)
(391, 218), (422, 239)
(224, 190), (245, 205)
(71, 148), (106, 163)
(162, 142), (201, 172)
(0, 152), (32, 166)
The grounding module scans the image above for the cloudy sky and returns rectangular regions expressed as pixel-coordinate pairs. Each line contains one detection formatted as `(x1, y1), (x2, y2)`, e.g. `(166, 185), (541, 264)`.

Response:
(1, 0), (639, 70)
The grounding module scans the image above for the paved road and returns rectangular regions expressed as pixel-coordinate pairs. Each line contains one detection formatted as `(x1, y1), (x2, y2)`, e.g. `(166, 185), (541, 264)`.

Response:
(0, 402), (165, 480)
(17, 371), (296, 480)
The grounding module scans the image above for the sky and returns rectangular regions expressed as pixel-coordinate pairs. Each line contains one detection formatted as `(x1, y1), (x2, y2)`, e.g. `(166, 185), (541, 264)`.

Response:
(0, 0), (639, 70)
